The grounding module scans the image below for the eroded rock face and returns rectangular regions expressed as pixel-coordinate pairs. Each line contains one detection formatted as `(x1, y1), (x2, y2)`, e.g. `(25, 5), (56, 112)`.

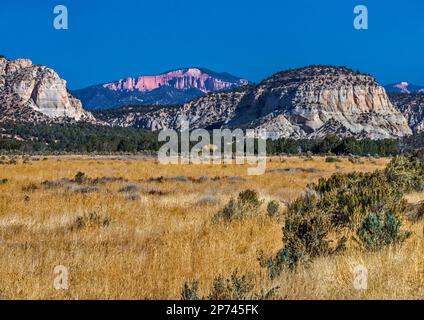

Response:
(0, 57), (93, 123)
(389, 92), (424, 133)
(107, 66), (412, 140)
(103, 68), (248, 93)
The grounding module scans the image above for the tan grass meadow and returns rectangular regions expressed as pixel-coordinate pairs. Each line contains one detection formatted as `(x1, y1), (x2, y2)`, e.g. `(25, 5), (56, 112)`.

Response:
(1, 155), (424, 299)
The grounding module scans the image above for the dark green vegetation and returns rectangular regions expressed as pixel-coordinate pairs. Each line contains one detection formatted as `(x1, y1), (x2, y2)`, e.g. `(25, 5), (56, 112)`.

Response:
(266, 200), (280, 218)
(0, 122), (160, 153)
(0, 122), (403, 155)
(266, 135), (400, 156)
(2, 121), (424, 156)
(263, 155), (424, 278)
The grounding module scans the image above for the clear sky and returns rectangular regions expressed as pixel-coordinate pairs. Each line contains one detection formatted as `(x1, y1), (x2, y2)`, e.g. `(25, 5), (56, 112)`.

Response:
(1, 0), (423, 89)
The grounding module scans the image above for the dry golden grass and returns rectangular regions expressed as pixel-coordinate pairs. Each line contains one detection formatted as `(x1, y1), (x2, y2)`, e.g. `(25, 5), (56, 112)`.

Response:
(405, 192), (424, 205)
(1, 155), (423, 299)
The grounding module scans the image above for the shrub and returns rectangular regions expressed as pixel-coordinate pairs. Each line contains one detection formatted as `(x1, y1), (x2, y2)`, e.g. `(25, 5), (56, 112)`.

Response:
(357, 212), (410, 250)
(325, 156), (342, 163)
(238, 190), (261, 209)
(171, 176), (189, 182)
(409, 201), (424, 222)
(72, 212), (110, 230)
(92, 176), (125, 184)
(258, 250), (288, 279)
(266, 200), (280, 218)
(276, 192), (346, 268)
(22, 183), (38, 192)
(0, 178), (8, 185)
(118, 184), (140, 193)
(66, 184), (99, 194)
(384, 156), (424, 192)
(42, 178), (70, 189)
(181, 271), (278, 300)
(207, 272), (254, 300)
(73, 171), (87, 184)
(348, 156), (361, 164)
(214, 190), (263, 222)
(218, 198), (239, 221)
(264, 156), (423, 277)
(126, 194), (141, 201)
(181, 281), (200, 300)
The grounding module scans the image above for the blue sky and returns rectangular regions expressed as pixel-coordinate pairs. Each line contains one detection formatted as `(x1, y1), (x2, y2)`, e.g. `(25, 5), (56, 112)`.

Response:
(1, 0), (423, 89)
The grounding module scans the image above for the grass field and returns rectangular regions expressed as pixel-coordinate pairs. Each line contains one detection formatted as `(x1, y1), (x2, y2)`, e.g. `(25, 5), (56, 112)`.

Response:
(1, 155), (423, 299)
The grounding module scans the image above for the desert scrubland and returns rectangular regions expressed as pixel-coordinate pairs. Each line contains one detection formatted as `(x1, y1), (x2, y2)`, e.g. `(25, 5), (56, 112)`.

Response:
(1, 155), (424, 299)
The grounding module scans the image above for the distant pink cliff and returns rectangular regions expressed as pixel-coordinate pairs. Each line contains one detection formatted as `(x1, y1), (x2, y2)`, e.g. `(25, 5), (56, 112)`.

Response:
(102, 68), (248, 93)
(394, 82), (412, 94)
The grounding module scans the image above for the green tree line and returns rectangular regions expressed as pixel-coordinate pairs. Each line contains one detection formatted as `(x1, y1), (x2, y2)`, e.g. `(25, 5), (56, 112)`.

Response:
(1, 122), (422, 156)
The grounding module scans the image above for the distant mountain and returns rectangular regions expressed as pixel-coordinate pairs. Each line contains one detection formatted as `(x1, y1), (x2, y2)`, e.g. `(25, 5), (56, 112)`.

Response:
(0, 57), (94, 124)
(72, 68), (249, 110)
(104, 66), (412, 140)
(385, 82), (424, 94)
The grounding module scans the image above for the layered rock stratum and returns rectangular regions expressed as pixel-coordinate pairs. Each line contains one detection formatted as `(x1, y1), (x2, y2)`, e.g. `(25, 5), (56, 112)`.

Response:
(102, 66), (412, 140)
(72, 68), (249, 110)
(0, 57), (93, 123)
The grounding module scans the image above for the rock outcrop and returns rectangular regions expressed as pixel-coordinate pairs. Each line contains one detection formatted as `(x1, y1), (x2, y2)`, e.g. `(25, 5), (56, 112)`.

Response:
(0, 57), (94, 123)
(72, 68), (249, 110)
(104, 66), (412, 140)
(389, 92), (424, 133)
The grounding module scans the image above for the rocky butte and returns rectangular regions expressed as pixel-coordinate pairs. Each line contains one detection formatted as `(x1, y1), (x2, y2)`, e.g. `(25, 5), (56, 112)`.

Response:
(0, 57), (93, 123)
